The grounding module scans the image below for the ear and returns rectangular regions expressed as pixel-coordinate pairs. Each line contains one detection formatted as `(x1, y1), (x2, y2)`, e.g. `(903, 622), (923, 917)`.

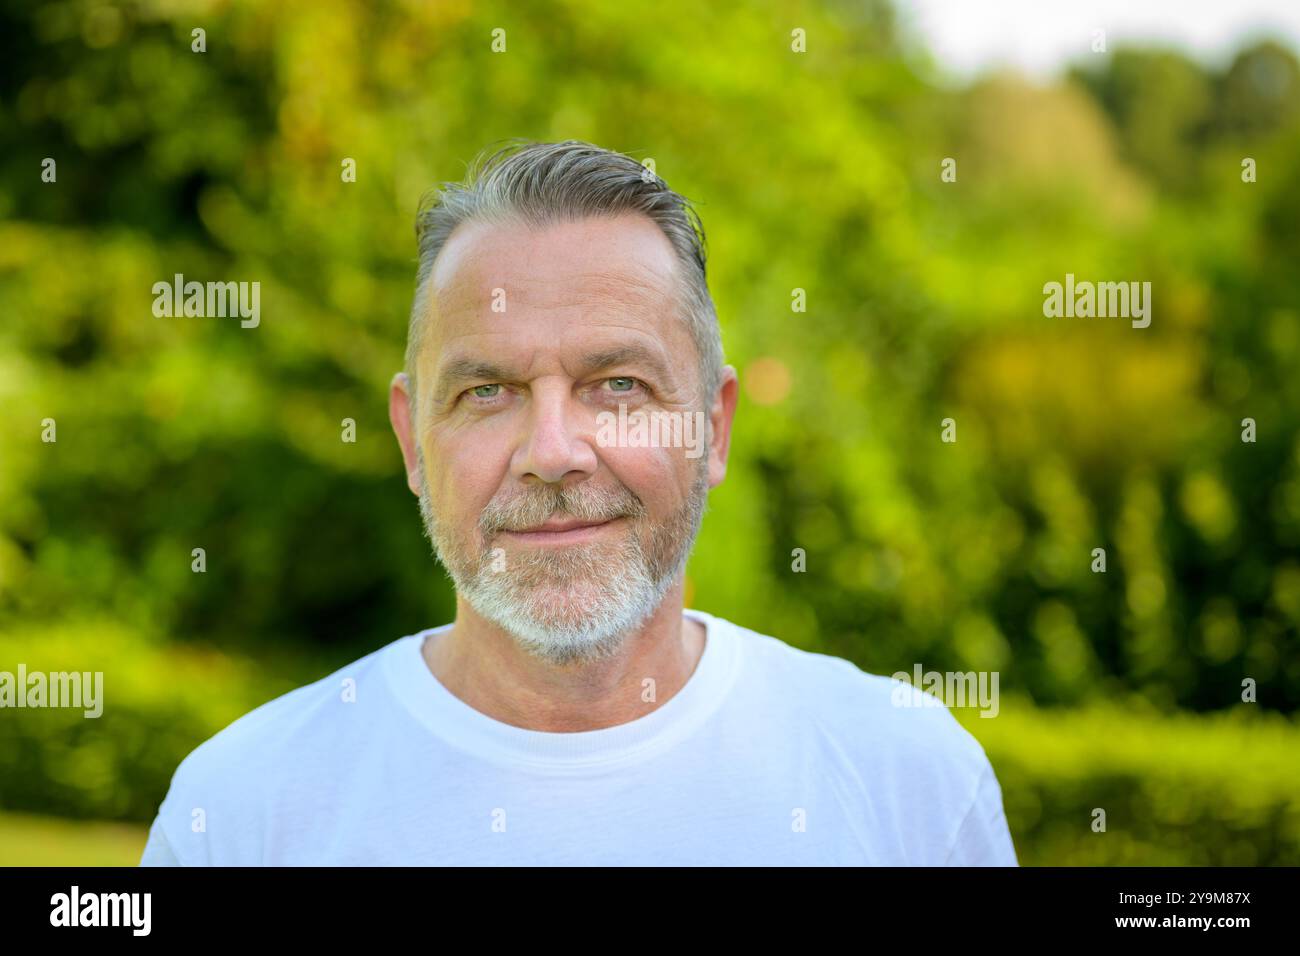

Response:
(706, 366), (739, 489)
(388, 372), (422, 496)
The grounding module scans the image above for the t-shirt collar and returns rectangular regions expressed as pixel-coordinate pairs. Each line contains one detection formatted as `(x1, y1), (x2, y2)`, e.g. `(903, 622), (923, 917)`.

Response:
(384, 607), (738, 770)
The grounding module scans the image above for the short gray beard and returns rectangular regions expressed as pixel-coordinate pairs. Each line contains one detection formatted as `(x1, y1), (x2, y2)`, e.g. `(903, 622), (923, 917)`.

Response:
(417, 448), (710, 666)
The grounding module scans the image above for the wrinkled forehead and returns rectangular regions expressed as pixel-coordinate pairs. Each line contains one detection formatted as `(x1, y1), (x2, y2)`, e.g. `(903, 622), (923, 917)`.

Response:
(424, 213), (685, 342)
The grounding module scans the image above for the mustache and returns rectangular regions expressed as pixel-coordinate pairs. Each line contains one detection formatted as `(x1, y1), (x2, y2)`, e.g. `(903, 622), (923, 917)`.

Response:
(479, 483), (646, 536)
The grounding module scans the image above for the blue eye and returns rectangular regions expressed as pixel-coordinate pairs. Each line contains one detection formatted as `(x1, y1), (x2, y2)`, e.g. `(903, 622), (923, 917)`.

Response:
(471, 384), (501, 398)
(608, 377), (637, 392)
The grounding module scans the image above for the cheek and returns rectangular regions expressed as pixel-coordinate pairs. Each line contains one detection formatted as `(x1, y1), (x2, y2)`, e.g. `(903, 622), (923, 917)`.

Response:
(601, 444), (695, 510)
(427, 433), (512, 526)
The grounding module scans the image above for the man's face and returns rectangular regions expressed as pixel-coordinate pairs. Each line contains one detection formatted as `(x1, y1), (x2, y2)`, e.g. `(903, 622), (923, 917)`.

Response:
(390, 212), (732, 665)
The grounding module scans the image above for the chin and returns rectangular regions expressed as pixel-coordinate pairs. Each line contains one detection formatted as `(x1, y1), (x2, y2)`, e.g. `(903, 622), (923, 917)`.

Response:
(467, 572), (668, 662)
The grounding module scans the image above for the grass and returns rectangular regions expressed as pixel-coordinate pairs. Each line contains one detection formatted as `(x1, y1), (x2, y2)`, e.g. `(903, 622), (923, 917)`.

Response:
(0, 811), (148, 866)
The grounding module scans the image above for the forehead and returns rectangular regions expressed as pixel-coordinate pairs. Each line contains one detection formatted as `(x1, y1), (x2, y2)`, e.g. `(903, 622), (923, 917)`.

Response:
(423, 212), (685, 350)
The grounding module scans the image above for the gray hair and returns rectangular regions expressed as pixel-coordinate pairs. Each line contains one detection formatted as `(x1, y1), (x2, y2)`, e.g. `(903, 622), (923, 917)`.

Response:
(405, 139), (723, 413)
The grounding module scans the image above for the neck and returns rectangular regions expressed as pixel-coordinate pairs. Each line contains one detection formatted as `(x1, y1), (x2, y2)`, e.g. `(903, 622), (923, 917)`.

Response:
(422, 580), (706, 732)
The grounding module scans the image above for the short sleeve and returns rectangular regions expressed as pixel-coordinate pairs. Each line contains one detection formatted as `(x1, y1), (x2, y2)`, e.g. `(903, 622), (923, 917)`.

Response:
(943, 762), (1019, 866)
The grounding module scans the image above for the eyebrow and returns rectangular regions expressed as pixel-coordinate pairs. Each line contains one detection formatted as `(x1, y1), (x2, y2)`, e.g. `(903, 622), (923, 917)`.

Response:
(432, 344), (678, 405)
(432, 359), (512, 404)
(579, 344), (676, 386)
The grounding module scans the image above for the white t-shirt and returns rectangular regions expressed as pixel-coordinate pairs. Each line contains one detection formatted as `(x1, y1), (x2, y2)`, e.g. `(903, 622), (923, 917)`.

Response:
(139, 609), (1018, 866)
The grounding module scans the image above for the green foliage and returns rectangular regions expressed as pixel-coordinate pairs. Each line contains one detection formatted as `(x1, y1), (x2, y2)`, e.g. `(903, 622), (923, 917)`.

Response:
(955, 701), (1300, 865)
(0, 618), (317, 822)
(0, 811), (146, 867)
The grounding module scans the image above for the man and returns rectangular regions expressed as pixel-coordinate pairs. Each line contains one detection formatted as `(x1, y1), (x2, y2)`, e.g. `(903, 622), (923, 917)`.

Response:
(140, 139), (1018, 866)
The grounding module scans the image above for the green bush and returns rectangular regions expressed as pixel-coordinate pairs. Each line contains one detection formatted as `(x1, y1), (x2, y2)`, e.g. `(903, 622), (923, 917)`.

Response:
(956, 698), (1300, 865)
(0, 618), (315, 822)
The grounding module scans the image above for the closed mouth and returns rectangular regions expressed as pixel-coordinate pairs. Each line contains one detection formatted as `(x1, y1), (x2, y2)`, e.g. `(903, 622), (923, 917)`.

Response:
(498, 517), (623, 544)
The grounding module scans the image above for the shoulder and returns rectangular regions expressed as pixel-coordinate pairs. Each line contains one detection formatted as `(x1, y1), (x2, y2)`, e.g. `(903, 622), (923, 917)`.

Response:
(713, 614), (999, 844)
(177, 636), (403, 780)
(720, 615), (988, 762)
(148, 634), (416, 864)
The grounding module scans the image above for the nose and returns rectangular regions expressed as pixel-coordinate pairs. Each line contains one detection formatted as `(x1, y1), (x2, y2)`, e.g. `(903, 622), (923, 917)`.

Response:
(510, 379), (598, 484)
